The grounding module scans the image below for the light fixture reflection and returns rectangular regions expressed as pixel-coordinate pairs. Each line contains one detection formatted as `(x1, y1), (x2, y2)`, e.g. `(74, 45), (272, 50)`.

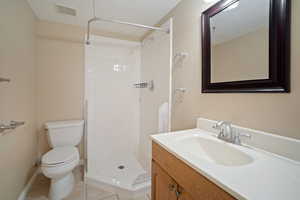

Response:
(113, 64), (128, 72)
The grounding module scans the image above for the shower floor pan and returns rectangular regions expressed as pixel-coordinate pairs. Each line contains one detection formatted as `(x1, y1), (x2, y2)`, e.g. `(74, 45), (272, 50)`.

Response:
(86, 156), (151, 199)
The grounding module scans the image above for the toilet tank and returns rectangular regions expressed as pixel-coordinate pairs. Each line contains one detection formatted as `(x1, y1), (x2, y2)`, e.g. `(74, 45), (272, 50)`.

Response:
(45, 120), (84, 148)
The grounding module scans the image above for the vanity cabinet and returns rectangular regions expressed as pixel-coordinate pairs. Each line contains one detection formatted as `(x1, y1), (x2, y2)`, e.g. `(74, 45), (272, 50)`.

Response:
(152, 161), (178, 200)
(151, 142), (236, 200)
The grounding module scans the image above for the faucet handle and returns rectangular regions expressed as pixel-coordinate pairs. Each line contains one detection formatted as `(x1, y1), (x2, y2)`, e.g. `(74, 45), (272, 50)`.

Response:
(212, 123), (218, 129)
(234, 132), (251, 145)
(239, 132), (252, 139)
(212, 120), (225, 129)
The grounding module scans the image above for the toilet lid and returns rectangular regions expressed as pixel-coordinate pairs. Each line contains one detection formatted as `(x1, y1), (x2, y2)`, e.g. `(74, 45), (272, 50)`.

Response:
(42, 146), (78, 165)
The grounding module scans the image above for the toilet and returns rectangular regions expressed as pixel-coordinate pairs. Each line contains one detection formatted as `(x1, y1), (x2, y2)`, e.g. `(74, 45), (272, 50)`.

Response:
(41, 120), (84, 200)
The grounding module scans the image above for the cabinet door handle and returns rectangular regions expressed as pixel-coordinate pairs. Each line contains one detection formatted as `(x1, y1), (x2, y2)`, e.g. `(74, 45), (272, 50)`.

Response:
(168, 184), (176, 191)
(175, 189), (182, 197)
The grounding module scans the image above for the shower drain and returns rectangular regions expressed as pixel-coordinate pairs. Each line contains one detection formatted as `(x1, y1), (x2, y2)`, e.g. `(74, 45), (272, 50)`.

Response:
(118, 165), (125, 170)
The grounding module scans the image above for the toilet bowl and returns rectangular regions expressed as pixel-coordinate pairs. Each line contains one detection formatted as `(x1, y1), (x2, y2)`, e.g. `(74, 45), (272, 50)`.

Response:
(42, 146), (80, 200)
(41, 120), (84, 200)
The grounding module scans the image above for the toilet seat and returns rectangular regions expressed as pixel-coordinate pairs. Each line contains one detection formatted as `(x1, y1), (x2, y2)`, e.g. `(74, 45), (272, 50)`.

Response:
(42, 146), (79, 167)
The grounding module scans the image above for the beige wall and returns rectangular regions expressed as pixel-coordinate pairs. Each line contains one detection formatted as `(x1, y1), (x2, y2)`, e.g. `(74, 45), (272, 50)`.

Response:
(36, 21), (85, 155)
(0, 0), (37, 199)
(212, 28), (269, 83)
(36, 20), (140, 44)
(158, 0), (300, 140)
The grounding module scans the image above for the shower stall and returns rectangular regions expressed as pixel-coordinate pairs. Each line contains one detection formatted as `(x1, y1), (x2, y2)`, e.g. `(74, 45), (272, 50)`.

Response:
(84, 19), (173, 199)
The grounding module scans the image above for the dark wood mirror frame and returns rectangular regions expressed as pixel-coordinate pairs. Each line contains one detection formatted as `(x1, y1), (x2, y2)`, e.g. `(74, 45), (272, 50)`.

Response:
(201, 0), (291, 93)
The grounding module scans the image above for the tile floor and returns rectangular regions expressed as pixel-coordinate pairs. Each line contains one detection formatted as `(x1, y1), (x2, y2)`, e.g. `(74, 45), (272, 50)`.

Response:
(26, 167), (149, 200)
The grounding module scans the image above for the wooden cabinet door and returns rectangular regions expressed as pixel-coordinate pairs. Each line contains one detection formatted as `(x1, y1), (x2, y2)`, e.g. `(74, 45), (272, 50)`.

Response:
(152, 161), (178, 200)
(152, 142), (236, 200)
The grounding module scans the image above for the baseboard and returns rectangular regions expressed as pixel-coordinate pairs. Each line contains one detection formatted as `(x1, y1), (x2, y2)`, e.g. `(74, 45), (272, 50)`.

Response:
(17, 167), (41, 200)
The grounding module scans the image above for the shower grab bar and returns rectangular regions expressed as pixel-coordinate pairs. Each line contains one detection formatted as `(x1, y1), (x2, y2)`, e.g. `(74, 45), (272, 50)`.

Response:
(0, 77), (10, 82)
(0, 121), (25, 134)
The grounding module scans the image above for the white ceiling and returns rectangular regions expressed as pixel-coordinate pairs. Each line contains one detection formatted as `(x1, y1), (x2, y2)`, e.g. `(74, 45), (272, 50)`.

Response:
(27, 0), (181, 38)
(211, 0), (270, 45)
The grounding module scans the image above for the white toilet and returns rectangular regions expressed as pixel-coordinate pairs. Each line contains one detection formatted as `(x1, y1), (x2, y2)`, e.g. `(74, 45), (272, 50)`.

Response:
(41, 120), (84, 200)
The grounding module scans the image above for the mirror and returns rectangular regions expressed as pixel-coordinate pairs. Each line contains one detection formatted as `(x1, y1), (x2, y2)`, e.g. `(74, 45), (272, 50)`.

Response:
(201, 0), (291, 93)
(211, 0), (269, 83)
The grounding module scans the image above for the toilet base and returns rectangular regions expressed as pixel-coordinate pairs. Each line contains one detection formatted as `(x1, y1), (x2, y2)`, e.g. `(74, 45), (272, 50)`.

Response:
(49, 173), (75, 200)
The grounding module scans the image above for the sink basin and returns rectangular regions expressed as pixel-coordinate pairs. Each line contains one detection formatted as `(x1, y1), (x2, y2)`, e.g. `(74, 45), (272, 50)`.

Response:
(176, 135), (253, 166)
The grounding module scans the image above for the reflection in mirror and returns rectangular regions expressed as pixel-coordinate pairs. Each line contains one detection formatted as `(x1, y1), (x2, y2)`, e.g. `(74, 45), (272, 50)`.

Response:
(210, 0), (270, 83)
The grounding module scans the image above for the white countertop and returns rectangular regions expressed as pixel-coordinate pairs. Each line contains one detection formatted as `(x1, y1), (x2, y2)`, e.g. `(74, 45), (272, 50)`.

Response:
(151, 129), (300, 200)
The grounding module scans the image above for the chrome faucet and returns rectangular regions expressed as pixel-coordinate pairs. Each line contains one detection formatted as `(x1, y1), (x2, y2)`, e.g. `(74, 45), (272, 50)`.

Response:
(213, 121), (251, 145)
(213, 121), (235, 143)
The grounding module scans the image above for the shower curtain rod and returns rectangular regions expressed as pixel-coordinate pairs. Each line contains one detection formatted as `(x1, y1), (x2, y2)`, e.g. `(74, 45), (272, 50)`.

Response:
(86, 17), (169, 45)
